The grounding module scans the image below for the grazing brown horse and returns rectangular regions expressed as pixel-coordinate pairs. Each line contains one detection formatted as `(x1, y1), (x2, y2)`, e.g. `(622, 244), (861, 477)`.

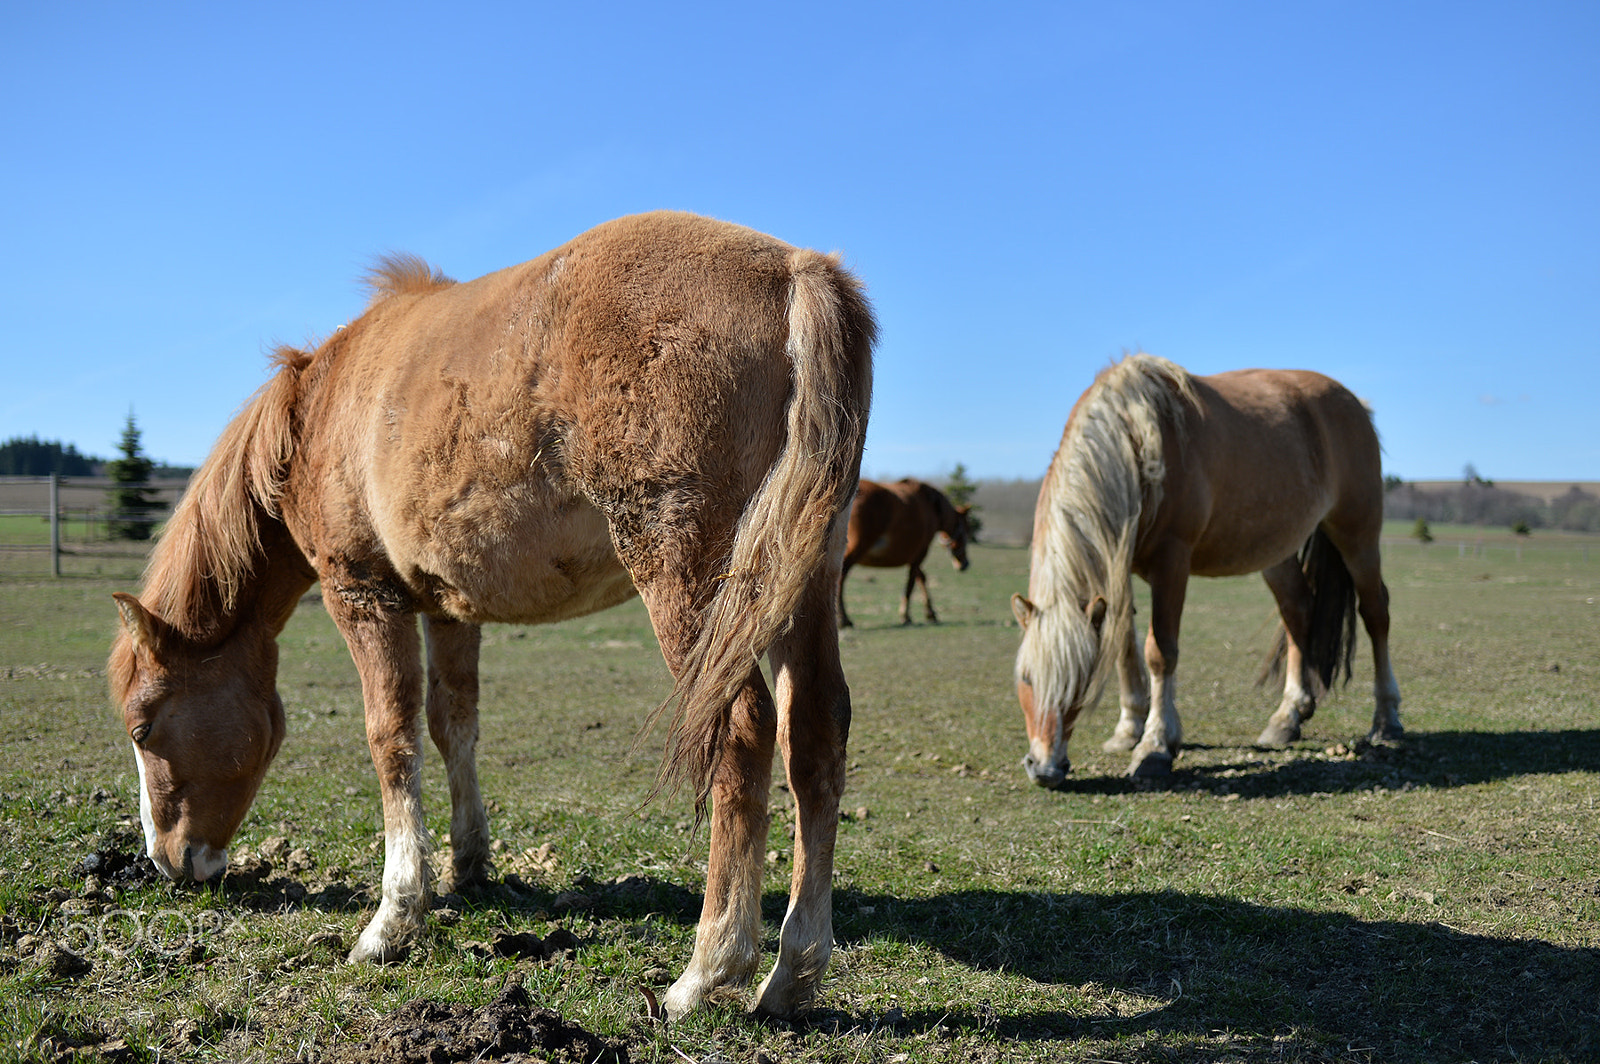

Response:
(107, 211), (875, 1018)
(837, 478), (971, 627)
(1012, 354), (1401, 786)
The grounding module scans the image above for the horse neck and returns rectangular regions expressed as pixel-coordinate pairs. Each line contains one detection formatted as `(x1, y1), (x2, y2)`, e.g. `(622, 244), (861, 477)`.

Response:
(918, 485), (956, 534)
(1029, 438), (1140, 614)
(141, 488), (313, 649)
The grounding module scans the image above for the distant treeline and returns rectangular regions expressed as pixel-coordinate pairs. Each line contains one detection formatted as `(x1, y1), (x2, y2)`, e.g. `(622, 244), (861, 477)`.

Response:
(943, 474), (1600, 546)
(0, 436), (98, 476)
(0, 436), (193, 479)
(1384, 478), (1600, 533)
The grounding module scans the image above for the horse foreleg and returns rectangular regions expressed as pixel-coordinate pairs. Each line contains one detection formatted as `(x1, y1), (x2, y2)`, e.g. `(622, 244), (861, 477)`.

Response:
(1366, 603), (1403, 741)
(663, 675), (776, 1018)
(1129, 557), (1187, 777)
(755, 574), (850, 1017)
(1102, 617), (1149, 752)
(423, 615), (489, 891)
(1258, 557), (1317, 746)
(330, 603), (431, 964)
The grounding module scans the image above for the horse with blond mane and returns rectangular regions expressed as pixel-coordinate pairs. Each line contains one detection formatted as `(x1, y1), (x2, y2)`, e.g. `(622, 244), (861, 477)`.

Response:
(107, 211), (874, 1018)
(1012, 354), (1401, 786)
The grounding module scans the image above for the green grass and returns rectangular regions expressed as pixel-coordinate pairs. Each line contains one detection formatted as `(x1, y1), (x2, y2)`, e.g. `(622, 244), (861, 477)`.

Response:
(2, 531), (1597, 1062)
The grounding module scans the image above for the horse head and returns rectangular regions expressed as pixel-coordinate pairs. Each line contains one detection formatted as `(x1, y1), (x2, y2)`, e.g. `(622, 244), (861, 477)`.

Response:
(110, 593), (285, 882)
(939, 504), (972, 571)
(1011, 592), (1108, 789)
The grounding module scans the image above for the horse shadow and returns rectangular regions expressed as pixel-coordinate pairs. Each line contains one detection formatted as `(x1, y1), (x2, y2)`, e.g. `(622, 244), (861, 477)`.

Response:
(1045, 728), (1600, 799)
(812, 887), (1598, 1059)
(543, 872), (1597, 1058)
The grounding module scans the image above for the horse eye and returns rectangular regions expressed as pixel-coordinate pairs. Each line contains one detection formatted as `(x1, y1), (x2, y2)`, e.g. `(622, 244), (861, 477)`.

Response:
(131, 724), (151, 745)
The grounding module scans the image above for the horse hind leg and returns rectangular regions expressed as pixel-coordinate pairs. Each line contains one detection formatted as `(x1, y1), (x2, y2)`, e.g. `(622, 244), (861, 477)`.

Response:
(664, 673), (776, 1017)
(1343, 544), (1402, 741)
(423, 615), (491, 891)
(1258, 556), (1317, 746)
(753, 562), (850, 1017)
(1308, 522), (1402, 743)
(836, 562), (856, 629)
(634, 570), (774, 1019)
(1364, 582), (1403, 741)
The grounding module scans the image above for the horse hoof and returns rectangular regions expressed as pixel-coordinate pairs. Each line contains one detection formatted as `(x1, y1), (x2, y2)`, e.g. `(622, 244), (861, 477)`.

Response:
(752, 967), (813, 1020)
(1102, 732), (1139, 753)
(1128, 750), (1173, 778)
(1368, 723), (1404, 743)
(1256, 721), (1300, 747)
(347, 939), (409, 965)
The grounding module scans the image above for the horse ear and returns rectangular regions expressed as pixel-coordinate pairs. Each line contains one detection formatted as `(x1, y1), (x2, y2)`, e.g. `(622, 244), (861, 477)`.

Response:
(1011, 593), (1037, 628)
(1085, 596), (1108, 635)
(113, 593), (172, 660)
(956, 504), (971, 515)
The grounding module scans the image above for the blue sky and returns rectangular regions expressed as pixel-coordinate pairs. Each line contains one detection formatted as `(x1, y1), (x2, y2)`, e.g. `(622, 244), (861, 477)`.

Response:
(3, 2), (1595, 482)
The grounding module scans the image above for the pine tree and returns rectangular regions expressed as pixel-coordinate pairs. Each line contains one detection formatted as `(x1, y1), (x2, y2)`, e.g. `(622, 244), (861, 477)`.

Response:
(944, 462), (983, 541)
(105, 413), (167, 540)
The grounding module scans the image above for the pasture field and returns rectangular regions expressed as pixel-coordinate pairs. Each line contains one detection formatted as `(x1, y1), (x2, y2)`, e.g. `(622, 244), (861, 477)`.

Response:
(1, 528), (1597, 1062)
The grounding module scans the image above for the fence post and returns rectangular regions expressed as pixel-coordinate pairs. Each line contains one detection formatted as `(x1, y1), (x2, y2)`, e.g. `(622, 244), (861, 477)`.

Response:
(50, 473), (62, 578)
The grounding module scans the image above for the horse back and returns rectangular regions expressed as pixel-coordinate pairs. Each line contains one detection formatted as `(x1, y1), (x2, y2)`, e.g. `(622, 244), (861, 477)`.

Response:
(280, 212), (813, 623)
(1155, 369), (1383, 576)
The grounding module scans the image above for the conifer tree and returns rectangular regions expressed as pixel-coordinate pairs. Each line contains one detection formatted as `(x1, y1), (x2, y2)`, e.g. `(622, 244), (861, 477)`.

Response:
(105, 413), (166, 540)
(944, 462), (983, 541)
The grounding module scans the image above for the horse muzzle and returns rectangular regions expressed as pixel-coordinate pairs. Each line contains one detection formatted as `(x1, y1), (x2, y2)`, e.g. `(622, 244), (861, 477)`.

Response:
(1022, 752), (1069, 790)
(148, 838), (227, 883)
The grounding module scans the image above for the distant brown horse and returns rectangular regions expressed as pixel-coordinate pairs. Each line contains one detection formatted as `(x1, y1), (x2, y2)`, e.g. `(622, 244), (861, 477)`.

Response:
(108, 212), (875, 1018)
(837, 478), (971, 627)
(1012, 354), (1401, 786)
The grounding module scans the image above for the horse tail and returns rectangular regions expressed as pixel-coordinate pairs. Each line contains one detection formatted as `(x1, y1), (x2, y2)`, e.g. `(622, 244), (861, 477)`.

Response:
(1258, 527), (1358, 691)
(658, 249), (876, 814)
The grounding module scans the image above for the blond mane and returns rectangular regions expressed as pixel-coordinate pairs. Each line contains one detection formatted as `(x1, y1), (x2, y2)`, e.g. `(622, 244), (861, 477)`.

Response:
(135, 347), (307, 641)
(1020, 354), (1198, 706)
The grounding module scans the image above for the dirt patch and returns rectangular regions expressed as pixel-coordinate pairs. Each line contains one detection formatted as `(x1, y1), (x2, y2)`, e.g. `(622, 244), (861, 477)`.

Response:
(317, 980), (631, 1064)
(77, 836), (165, 887)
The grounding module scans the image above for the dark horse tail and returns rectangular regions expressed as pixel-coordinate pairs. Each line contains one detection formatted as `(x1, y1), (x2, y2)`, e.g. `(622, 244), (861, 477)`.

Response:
(1258, 527), (1358, 693)
(658, 249), (876, 814)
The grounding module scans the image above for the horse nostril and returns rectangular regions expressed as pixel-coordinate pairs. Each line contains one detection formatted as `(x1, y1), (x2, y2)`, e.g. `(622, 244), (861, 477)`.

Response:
(1022, 753), (1068, 789)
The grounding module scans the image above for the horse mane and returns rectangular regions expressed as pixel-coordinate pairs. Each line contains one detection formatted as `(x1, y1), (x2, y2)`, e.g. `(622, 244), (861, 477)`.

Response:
(362, 254), (455, 307)
(1023, 354), (1198, 699)
(136, 346), (308, 641)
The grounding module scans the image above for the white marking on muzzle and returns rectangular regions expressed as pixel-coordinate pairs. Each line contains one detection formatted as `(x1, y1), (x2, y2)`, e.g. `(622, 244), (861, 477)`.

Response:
(132, 742), (164, 871)
(186, 844), (227, 882)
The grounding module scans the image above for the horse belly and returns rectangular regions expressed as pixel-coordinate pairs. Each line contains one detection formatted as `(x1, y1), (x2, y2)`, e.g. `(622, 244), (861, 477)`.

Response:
(860, 534), (897, 566)
(1188, 515), (1324, 577)
(399, 488), (638, 625)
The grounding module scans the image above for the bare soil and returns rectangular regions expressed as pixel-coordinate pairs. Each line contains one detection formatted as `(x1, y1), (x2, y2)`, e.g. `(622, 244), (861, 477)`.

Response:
(316, 980), (631, 1064)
